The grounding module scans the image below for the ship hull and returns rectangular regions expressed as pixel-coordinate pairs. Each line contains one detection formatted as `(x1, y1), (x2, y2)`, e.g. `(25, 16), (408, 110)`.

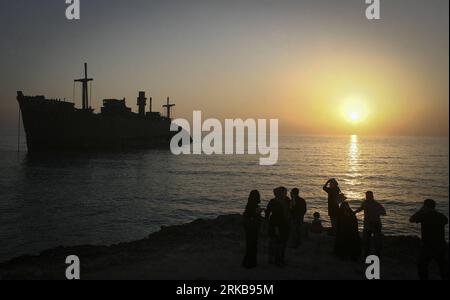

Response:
(18, 94), (176, 152)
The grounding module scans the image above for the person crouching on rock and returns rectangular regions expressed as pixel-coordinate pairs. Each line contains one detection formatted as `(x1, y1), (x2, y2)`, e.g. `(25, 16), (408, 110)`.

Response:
(311, 212), (324, 234)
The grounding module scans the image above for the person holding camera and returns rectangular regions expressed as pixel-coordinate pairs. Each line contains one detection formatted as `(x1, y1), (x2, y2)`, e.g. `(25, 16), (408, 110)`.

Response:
(323, 178), (341, 234)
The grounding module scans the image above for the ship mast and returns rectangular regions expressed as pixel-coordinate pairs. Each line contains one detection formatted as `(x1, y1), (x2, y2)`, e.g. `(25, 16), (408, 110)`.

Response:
(163, 97), (175, 119)
(74, 63), (94, 110)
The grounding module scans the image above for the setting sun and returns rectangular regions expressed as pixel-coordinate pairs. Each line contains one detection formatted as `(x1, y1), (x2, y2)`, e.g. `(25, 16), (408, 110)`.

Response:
(341, 96), (368, 125)
(348, 111), (362, 122)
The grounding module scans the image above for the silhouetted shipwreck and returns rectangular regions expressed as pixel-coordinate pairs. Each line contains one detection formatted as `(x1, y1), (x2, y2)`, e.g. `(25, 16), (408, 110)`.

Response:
(17, 63), (180, 152)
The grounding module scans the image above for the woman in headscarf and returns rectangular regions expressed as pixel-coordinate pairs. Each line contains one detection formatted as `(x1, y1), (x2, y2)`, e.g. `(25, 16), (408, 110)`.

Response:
(334, 197), (362, 261)
(242, 190), (263, 268)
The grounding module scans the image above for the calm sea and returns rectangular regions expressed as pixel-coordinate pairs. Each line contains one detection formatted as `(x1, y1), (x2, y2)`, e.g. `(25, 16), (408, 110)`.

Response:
(0, 134), (448, 262)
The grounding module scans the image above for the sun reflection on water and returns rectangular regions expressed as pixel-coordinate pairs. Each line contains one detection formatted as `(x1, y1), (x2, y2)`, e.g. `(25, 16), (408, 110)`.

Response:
(346, 135), (361, 199)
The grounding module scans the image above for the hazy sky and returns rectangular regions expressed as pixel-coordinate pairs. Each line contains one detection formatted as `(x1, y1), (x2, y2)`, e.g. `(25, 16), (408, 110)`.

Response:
(0, 0), (448, 136)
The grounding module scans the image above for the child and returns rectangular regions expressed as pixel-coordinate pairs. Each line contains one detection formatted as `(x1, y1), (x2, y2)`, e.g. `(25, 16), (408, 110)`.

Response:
(311, 212), (324, 234)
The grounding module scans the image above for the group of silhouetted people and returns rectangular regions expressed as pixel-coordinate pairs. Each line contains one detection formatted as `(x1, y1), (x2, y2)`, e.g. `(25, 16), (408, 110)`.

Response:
(242, 178), (449, 280)
(323, 179), (387, 259)
(242, 187), (307, 268)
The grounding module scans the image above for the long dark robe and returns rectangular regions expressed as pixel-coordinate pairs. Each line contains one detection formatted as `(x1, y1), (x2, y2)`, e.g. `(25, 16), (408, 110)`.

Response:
(242, 207), (261, 268)
(335, 208), (361, 260)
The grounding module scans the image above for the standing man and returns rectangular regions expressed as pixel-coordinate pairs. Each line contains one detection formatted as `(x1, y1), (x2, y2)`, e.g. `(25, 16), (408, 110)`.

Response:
(266, 187), (291, 266)
(290, 188), (307, 248)
(323, 179), (341, 234)
(410, 199), (449, 280)
(355, 191), (386, 258)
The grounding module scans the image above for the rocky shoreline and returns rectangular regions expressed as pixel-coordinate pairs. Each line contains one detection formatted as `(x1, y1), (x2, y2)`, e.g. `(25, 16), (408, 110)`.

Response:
(0, 214), (442, 280)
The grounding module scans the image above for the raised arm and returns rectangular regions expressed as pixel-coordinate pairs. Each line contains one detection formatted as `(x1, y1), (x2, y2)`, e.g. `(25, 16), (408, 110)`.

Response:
(323, 179), (332, 192)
